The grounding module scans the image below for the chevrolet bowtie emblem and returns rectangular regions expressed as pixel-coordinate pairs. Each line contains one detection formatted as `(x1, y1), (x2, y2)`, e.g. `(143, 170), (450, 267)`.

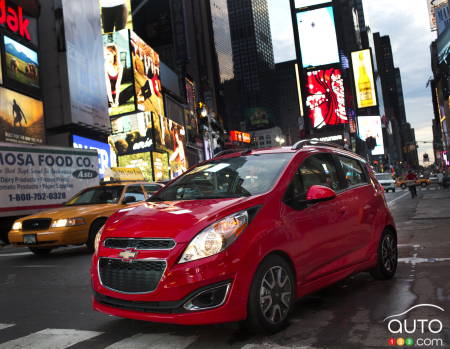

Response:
(119, 249), (138, 262)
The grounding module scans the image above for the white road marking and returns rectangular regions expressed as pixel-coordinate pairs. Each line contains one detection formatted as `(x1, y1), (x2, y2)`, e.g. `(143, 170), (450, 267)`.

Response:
(387, 192), (409, 206)
(0, 324), (14, 331)
(0, 252), (32, 257)
(399, 257), (450, 265)
(0, 329), (102, 349)
(105, 333), (198, 349)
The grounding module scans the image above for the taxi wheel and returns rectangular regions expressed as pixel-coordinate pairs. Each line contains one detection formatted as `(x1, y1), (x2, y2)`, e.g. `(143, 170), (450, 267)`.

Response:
(86, 219), (106, 253)
(421, 182), (427, 188)
(29, 247), (52, 255)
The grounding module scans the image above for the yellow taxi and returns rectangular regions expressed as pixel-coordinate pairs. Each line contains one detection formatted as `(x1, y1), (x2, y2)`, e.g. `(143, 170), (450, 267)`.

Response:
(395, 177), (431, 189)
(8, 168), (163, 255)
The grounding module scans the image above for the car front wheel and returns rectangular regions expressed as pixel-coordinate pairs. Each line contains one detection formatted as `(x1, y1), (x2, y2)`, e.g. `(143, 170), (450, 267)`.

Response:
(370, 229), (397, 280)
(246, 255), (295, 333)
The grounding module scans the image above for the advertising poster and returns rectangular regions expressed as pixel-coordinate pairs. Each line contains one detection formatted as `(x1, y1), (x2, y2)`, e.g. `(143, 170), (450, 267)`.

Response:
(245, 107), (273, 130)
(118, 152), (152, 181)
(109, 112), (154, 155)
(294, 0), (331, 9)
(297, 7), (340, 68)
(99, 0), (133, 34)
(357, 116), (385, 156)
(351, 49), (377, 109)
(305, 68), (347, 129)
(152, 151), (170, 181)
(184, 109), (200, 145)
(130, 31), (165, 117)
(4, 36), (39, 89)
(0, 87), (45, 144)
(62, 0), (110, 130)
(103, 29), (136, 117)
(0, 143), (99, 217)
(72, 135), (112, 179)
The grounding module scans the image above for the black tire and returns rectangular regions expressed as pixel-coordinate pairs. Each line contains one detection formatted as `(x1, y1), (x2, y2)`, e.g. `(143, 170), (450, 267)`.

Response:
(86, 219), (106, 253)
(421, 182), (427, 188)
(392, 189), (396, 193)
(401, 183), (406, 189)
(370, 229), (397, 280)
(29, 247), (52, 255)
(245, 255), (295, 333)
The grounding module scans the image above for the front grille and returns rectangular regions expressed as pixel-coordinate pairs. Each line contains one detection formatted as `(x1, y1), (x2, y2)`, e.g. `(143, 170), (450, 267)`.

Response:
(99, 258), (166, 293)
(22, 219), (52, 231)
(104, 238), (176, 250)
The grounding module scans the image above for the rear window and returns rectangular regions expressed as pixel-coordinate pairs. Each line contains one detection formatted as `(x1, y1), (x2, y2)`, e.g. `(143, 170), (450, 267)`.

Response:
(338, 156), (368, 188)
(375, 173), (393, 181)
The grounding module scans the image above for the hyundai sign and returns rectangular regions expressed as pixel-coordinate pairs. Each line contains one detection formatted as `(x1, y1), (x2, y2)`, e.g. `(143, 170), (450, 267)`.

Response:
(72, 135), (111, 178)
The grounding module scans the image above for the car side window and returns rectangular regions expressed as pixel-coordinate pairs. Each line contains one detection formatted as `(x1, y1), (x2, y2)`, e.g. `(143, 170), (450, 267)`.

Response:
(285, 154), (341, 204)
(123, 185), (145, 202)
(338, 156), (368, 188)
(143, 184), (162, 195)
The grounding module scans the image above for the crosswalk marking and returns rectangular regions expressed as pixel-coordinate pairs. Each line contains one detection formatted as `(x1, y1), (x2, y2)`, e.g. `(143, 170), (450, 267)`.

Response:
(105, 333), (198, 349)
(0, 329), (102, 349)
(0, 324), (14, 331)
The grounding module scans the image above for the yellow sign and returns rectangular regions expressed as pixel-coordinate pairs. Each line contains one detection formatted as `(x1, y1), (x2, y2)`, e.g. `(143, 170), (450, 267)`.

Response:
(104, 167), (145, 182)
(351, 49), (377, 109)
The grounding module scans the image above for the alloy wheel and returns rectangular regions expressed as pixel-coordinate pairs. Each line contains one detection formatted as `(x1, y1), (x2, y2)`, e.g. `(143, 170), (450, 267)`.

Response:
(381, 234), (397, 273)
(259, 266), (292, 325)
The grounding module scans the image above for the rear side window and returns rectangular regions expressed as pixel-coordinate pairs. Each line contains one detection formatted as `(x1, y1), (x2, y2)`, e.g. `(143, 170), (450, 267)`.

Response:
(124, 185), (145, 202)
(144, 184), (162, 195)
(338, 156), (368, 188)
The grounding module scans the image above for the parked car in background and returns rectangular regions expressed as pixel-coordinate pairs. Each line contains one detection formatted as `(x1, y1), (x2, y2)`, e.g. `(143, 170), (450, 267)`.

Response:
(91, 141), (397, 332)
(8, 168), (163, 254)
(375, 173), (396, 192)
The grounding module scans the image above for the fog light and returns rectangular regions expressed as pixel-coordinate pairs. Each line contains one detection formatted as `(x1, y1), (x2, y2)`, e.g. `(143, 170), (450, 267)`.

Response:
(183, 283), (231, 311)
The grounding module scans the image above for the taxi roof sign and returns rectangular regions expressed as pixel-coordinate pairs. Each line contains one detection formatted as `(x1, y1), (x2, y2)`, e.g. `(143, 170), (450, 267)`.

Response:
(103, 167), (145, 183)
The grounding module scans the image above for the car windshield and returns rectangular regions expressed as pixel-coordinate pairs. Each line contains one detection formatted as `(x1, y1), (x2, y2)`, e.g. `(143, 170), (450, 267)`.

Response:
(65, 186), (124, 206)
(376, 174), (393, 181)
(150, 153), (293, 201)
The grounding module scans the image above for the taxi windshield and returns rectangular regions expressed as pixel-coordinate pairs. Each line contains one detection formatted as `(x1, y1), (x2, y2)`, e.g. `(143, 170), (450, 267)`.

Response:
(150, 153), (293, 201)
(65, 186), (124, 206)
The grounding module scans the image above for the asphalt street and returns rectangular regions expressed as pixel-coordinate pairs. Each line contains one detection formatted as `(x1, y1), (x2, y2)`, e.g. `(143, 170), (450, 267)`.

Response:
(0, 186), (449, 349)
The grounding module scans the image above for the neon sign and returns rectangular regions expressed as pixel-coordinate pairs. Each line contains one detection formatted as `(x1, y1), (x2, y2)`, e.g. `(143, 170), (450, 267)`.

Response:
(0, 0), (31, 41)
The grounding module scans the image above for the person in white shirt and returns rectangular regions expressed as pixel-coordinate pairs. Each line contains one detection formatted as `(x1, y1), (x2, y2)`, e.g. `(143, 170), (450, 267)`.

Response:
(100, 0), (128, 33)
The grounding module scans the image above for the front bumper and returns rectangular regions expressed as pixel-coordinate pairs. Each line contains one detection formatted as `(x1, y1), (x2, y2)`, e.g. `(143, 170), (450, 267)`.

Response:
(8, 226), (88, 247)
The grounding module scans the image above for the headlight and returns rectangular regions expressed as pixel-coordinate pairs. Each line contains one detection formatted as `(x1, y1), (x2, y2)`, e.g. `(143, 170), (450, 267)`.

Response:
(179, 210), (249, 264)
(94, 225), (104, 254)
(12, 221), (22, 230)
(51, 217), (86, 228)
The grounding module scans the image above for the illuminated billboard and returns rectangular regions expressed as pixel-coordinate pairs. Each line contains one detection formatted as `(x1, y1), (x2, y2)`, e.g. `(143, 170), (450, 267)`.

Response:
(103, 29), (136, 117)
(100, 0), (133, 34)
(230, 130), (251, 143)
(357, 116), (385, 156)
(152, 151), (170, 181)
(351, 49), (377, 109)
(294, 0), (331, 9)
(3, 35), (39, 89)
(118, 152), (152, 181)
(0, 87), (44, 144)
(305, 68), (347, 129)
(245, 107), (273, 130)
(72, 135), (112, 179)
(130, 31), (165, 118)
(109, 112), (154, 155)
(296, 6), (339, 68)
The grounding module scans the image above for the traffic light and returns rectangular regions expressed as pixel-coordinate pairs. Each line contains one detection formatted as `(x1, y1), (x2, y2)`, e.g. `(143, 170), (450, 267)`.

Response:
(365, 136), (377, 151)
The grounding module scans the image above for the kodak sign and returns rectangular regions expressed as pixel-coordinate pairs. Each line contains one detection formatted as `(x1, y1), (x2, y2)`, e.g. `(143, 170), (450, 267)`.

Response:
(0, 0), (31, 41)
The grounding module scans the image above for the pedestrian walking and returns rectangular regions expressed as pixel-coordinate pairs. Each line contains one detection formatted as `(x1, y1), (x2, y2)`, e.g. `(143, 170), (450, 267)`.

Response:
(406, 170), (418, 198)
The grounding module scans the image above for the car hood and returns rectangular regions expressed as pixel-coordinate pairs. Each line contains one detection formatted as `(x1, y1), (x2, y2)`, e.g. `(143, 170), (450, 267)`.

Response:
(103, 197), (261, 243)
(18, 204), (122, 221)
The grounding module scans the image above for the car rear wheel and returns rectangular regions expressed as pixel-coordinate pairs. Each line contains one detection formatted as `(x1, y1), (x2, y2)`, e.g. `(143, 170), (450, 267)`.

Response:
(421, 182), (427, 188)
(370, 229), (397, 280)
(29, 247), (52, 255)
(245, 255), (295, 333)
(86, 219), (106, 253)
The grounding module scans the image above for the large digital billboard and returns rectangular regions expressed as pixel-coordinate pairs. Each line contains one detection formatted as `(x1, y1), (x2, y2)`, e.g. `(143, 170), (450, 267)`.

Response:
(100, 0), (133, 34)
(152, 151), (170, 181)
(3, 35), (39, 89)
(294, 0), (331, 9)
(245, 107), (273, 130)
(0, 87), (44, 144)
(351, 49), (377, 109)
(130, 31), (165, 118)
(103, 29), (136, 117)
(296, 6), (339, 68)
(305, 68), (347, 129)
(72, 135), (112, 179)
(118, 152), (153, 181)
(358, 116), (385, 156)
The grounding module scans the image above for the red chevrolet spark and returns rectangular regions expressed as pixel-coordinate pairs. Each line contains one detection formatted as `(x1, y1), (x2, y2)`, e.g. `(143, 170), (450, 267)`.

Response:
(91, 141), (397, 332)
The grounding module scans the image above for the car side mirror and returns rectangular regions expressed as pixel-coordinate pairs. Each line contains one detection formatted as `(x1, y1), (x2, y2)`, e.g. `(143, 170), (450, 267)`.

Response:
(303, 185), (336, 204)
(122, 196), (137, 204)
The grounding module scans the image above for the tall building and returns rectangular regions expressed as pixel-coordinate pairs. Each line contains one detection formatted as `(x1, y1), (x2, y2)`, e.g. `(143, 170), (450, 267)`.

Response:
(227, 0), (276, 131)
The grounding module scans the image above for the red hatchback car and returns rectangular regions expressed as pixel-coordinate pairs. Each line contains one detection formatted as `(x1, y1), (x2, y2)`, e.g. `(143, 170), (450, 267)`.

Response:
(91, 141), (397, 332)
